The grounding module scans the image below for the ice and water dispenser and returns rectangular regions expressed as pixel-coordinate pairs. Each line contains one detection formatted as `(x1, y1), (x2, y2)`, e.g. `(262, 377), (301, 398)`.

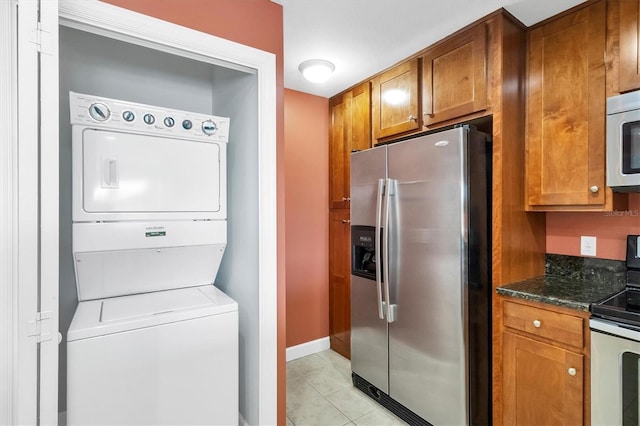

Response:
(351, 226), (379, 280)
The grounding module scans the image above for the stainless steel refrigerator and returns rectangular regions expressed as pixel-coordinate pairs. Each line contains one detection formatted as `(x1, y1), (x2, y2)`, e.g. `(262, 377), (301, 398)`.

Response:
(350, 126), (491, 426)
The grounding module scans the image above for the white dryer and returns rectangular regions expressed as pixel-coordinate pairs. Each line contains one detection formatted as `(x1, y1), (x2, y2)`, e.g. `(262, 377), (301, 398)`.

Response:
(66, 92), (237, 426)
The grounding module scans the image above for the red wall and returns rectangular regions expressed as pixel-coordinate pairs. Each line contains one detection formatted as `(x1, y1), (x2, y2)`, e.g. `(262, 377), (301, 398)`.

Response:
(547, 194), (640, 260)
(284, 89), (329, 347)
(100, 1), (286, 423)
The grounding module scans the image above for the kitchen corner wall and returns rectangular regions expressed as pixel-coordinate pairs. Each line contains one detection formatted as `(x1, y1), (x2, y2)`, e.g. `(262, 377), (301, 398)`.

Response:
(97, 1), (286, 423)
(284, 89), (330, 347)
(547, 193), (640, 260)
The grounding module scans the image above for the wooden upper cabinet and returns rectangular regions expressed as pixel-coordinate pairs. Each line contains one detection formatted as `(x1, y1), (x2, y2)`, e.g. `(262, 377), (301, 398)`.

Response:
(618, 0), (640, 92)
(329, 82), (371, 209)
(371, 58), (420, 141)
(525, 1), (609, 209)
(421, 23), (488, 127)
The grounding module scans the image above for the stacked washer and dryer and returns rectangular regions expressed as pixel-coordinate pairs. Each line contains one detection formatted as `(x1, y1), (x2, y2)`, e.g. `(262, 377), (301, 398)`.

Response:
(65, 92), (238, 425)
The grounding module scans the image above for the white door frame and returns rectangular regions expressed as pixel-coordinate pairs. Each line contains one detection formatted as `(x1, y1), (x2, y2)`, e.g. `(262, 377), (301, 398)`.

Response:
(58, 2), (278, 425)
(1, 0), (277, 424)
(2, 0), (59, 424)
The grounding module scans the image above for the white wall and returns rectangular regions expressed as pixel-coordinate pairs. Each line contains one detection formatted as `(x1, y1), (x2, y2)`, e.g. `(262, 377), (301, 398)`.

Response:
(58, 26), (260, 420)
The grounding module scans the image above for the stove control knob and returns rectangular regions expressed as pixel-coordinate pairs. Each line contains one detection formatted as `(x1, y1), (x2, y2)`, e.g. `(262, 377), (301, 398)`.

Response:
(532, 320), (541, 328)
(143, 113), (155, 125)
(202, 120), (217, 136)
(89, 103), (111, 122)
(568, 368), (577, 376)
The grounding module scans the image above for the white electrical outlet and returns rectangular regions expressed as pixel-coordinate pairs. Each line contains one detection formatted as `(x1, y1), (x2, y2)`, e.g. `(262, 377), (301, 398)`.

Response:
(581, 236), (597, 257)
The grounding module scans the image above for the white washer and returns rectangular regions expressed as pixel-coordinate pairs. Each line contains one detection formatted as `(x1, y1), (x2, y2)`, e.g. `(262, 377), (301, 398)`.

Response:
(67, 285), (238, 426)
(66, 92), (237, 425)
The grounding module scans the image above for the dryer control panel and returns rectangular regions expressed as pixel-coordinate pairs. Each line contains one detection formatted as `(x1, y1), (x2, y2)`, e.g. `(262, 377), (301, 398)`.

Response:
(69, 91), (230, 143)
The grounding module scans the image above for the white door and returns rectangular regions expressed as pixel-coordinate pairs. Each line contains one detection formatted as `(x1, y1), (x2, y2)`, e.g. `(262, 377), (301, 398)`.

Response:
(1, 0), (59, 424)
(78, 130), (223, 217)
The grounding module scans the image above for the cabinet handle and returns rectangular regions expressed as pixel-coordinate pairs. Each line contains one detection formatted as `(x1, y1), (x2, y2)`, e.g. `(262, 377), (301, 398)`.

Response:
(568, 368), (577, 376)
(408, 115), (417, 122)
(347, 197), (351, 201)
(590, 186), (599, 193)
(532, 320), (541, 328)
(342, 197), (347, 201)
(342, 219), (351, 224)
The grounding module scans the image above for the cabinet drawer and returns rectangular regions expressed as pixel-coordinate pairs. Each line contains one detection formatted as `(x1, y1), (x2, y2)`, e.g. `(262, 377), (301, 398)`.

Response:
(503, 300), (583, 349)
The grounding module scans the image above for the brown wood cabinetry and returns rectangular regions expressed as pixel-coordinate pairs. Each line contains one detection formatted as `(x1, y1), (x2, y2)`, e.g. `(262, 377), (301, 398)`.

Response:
(328, 82), (370, 357)
(500, 298), (589, 425)
(525, 1), (617, 210)
(327, 10), (547, 368)
(371, 58), (420, 141)
(421, 23), (488, 128)
(329, 82), (371, 209)
(618, 0), (640, 92)
(328, 209), (351, 358)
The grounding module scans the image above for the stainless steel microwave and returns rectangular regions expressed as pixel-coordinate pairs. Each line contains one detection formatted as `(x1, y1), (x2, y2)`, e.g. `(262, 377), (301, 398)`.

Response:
(607, 92), (640, 192)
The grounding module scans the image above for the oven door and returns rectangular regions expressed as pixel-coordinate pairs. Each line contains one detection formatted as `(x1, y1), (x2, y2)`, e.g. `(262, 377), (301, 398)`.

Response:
(591, 318), (640, 425)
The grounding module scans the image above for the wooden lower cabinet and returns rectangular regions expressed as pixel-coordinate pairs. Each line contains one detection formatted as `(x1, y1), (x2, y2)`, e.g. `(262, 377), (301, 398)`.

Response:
(329, 209), (351, 358)
(499, 297), (589, 426)
(503, 332), (584, 425)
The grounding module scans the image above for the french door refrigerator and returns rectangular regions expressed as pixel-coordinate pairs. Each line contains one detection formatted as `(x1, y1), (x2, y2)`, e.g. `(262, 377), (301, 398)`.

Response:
(350, 126), (491, 426)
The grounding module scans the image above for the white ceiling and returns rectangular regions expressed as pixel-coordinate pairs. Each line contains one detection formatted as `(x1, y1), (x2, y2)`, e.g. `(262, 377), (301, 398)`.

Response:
(278, 0), (587, 98)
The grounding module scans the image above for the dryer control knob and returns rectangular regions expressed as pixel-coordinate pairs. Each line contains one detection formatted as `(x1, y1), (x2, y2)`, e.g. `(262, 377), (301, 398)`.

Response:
(164, 116), (175, 128)
(88, 103), (111, 122)
(202, 120), (217, 136)
(182, 119), (193, 130)
(143, 113), (155, 125)
(122, 110), (135, 122)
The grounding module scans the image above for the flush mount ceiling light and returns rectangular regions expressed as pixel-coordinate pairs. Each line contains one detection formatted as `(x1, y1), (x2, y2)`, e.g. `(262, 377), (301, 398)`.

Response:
(298, 59), (335, 83)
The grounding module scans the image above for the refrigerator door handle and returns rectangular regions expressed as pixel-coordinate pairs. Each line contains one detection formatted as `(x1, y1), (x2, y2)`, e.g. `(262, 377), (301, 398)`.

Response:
(383, 178), (396, 323)
(375, 178), (385, 320)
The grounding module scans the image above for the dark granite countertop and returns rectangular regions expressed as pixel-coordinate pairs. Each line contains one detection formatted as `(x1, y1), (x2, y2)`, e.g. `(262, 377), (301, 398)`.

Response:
(497, 254), (627, 312)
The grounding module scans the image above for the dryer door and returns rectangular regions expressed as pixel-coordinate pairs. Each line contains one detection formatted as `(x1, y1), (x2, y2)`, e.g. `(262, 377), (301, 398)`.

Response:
(74, 128), (226, 221)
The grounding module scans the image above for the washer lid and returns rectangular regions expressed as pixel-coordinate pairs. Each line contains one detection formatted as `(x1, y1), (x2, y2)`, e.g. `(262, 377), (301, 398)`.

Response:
(67, 285), (237, 341)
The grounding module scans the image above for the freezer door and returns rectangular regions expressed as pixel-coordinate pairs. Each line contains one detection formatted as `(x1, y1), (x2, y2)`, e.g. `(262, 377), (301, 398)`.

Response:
(350, 274), (388, 393)
(350, 145), (389, 392)
(387, 128), (468, 425)
(350, 146), (387, 227)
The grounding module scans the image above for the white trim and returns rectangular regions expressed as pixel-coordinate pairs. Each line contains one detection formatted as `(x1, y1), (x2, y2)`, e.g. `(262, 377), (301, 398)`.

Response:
(39, 0), (60, 423)
(0, 1), (17, 424)
(58, 2), (278, 424)
(286, 337), (331, 362)
(16, 1), (42, 424)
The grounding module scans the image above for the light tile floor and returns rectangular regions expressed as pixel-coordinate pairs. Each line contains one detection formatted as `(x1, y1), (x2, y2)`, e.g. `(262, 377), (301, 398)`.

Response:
(286, 350), (408, 426)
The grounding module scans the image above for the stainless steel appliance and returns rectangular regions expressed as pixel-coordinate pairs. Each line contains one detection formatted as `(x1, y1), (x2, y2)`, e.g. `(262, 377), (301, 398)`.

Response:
(350, 126), (491, 426)
(591, 235), (640, 426)
(606, 92), (640, 192)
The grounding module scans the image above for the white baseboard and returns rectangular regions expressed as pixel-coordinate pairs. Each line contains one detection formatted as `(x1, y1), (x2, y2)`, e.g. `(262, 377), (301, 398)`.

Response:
(286, 336), (330, 362)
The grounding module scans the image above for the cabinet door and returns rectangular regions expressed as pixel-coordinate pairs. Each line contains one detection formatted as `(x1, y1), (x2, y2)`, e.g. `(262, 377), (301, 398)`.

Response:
(329, 209), (351, 358)
(329, 94), (349, 209)
(421, 23), (487, 127)
(526, 1), (607, 208)
(329, 83), (371, 210)
(619, 0), (640, 92)
(371, 58), (420, 141)
(503, 332), (583, 426)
